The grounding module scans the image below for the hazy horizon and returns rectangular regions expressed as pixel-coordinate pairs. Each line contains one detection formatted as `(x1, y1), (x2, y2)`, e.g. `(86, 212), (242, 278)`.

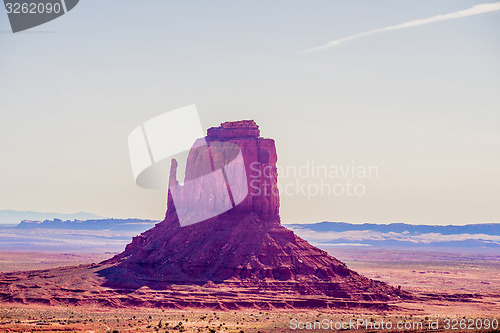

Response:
(0, 209), (498, 226)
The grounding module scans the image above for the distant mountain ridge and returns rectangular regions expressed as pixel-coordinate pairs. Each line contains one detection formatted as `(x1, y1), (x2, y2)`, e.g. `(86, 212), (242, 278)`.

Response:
(0, 210), (103, 224)
(0, 218), (159, 252)
(285, 222), (500, 236)
(2, 217), (499, 252)
(17, 218), (158, 232)
(285, 222), (500, 249)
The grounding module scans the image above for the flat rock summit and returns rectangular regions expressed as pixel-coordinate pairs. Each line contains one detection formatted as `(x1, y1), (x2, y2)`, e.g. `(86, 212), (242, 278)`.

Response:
(0, 120), (403, 309)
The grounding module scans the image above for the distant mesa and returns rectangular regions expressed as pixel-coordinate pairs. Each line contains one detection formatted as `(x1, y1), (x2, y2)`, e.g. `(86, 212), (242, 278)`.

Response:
(0, 210), (103, 225)
(17, 218), (157, 232)
(0, 120), (404, 309)
(288, 222), (500, 249)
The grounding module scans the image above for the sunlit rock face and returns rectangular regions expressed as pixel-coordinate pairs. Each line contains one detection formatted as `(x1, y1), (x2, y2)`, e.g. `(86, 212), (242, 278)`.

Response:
(166, 120), (279, 226)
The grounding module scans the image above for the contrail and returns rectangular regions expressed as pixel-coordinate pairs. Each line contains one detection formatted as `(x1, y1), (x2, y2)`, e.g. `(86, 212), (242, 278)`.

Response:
(300, 2), (500, 53)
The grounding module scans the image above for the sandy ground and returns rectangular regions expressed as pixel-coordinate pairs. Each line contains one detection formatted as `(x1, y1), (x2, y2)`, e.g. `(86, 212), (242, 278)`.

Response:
(0, 252), (114, 273)
(0, 250), (499, 332)
(325, 248), (500, 295)
(0, 303), (499, 332)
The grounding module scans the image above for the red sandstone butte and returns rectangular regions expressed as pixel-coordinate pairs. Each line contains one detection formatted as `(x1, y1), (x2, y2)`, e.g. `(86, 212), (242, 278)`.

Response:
(0, 120), (403, 310)
(98, 120), (400, 303)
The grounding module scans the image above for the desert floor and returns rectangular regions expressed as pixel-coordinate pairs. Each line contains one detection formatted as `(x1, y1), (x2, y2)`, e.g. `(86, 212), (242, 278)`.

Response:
(0, 249), (499, 332)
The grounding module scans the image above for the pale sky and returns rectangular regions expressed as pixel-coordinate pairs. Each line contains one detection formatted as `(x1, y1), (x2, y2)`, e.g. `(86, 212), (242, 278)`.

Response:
(1, 0), (499, 225)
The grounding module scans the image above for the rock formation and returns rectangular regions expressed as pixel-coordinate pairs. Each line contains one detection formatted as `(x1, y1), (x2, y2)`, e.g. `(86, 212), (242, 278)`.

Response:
(0, 120), (403, 310)
(167, 120), (279, 225)
(98, 120), (399, 304)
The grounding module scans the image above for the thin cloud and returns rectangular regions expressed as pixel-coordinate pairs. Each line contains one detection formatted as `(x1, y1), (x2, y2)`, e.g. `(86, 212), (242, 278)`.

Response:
(300, 2), (500, 53)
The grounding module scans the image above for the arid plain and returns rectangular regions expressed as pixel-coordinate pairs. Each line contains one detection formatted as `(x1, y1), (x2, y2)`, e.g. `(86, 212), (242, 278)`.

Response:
(1, 248), (499, 332)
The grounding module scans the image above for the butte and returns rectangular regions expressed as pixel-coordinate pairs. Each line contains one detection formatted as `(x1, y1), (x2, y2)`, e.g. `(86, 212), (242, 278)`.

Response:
(0, 120), (403, 309)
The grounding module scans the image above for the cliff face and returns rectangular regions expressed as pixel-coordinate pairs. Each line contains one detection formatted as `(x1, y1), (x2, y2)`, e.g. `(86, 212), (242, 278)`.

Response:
(99, 120), (399, 304)
(206, 120), (280, 221)
(166, 120), (279, 226)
